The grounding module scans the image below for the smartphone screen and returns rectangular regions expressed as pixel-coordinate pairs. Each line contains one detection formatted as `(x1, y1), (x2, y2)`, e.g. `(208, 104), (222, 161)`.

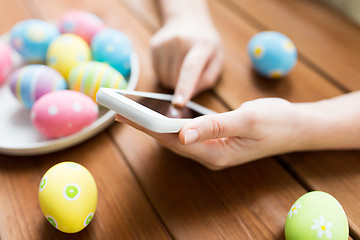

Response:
(122, 94), (204, 119)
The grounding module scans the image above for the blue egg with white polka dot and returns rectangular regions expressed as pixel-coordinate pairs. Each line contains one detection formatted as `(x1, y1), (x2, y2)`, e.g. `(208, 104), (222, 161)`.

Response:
(91, 28), (133, 78)
(10, 19), (60, 62)
(247, 31), (297, 79)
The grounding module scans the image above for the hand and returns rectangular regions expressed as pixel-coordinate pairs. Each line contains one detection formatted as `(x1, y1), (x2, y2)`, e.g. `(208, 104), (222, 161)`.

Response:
(116, 90), (360, 169)
(116, 98), (304, 170)
(150, 14), (224, 106)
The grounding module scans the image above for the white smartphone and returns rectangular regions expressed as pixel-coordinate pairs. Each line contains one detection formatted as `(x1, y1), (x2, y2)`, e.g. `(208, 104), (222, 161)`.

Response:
(96, 88), (217, 133)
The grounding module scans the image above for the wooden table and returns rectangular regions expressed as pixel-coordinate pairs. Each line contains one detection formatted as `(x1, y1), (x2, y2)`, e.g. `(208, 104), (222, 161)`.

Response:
(1, 0), (359, 239)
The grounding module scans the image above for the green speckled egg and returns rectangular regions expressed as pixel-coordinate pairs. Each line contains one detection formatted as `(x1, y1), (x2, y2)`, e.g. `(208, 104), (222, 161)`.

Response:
(285, 191), (348, 240)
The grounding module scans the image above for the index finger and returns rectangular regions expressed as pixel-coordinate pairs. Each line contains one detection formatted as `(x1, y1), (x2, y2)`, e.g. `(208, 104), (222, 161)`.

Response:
(173, 44), (214, 106)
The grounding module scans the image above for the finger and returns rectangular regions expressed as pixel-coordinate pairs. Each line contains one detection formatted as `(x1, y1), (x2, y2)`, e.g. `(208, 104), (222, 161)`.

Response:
(168, 41), (187, 88)
(115, 114), (248, 170)
(172, 44), (214, 107)
(193, 48), (225, 95)
(178, 109), (257, 145)
(115, 114), (178, 145)
(115, 114), (232, 169)
(158, 47), (173, 88)
(115, 113), (213, 162)
(150, 36), (172, 88)
(150, 36), (161, 77)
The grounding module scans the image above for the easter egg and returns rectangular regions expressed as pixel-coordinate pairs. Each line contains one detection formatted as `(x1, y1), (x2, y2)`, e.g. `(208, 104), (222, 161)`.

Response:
(0, 42), (13, 85)
(9, 65), (67, 109)
(10, 19), (59, 62)
(91, 28), (132, 78)
(46, 33), (91, 78)
(68, 61), (127, 100)
(31, 90), (98, 138)
(39, 161), (97, 233)
(247, 31), (297, 79)
(59, 10), (105, 44)
(285, 191), (348, 240)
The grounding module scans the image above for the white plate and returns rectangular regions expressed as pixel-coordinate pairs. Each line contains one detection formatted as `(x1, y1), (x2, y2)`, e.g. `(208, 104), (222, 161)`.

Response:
(0, 37), (139, 156)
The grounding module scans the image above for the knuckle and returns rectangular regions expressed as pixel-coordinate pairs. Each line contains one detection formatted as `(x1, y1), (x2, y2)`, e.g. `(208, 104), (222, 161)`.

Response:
(208, 119), (223, 139)
(182, 61), (198, 74)
(150, 34), (172, 49)
(150, 36), (160, 48)
(199, 38), (212, 47)
(241, 109), (260, 132)
(172, 36), (183, 45)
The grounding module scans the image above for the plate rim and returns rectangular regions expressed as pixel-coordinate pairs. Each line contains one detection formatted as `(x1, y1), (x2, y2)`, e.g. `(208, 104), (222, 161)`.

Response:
(0, 51), (139, 156)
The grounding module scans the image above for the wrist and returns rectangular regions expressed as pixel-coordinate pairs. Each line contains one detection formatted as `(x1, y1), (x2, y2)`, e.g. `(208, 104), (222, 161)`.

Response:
(158, 0), (212, 24)
(292, 98), (357, 151)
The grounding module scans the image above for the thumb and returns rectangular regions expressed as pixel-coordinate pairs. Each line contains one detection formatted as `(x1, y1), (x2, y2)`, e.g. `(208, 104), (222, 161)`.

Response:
(178, 109), (255, 145)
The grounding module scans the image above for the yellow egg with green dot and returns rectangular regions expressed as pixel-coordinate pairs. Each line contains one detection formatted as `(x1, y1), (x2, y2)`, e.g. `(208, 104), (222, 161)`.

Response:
(38, 161), (97, 233)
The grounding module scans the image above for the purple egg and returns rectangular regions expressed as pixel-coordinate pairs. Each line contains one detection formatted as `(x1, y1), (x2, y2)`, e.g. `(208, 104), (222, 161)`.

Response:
(9, 64), (67, 109)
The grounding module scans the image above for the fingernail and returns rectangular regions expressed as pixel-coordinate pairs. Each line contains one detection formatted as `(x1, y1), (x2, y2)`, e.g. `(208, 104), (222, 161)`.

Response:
(184, 129), (199, 145)
(172, 95), (185, 106)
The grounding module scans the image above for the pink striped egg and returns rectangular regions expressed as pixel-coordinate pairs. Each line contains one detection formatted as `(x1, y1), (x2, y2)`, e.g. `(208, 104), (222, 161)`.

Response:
(9, 65), (67, 109)
(0, 42), (13, 86)
(31, 90), (98, 138)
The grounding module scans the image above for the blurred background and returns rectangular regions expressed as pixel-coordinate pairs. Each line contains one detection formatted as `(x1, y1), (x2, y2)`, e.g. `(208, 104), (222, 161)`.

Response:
(321, 0), (360, 24)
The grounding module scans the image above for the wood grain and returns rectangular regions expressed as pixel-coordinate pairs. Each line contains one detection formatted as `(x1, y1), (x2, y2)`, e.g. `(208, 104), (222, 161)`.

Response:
(118, 0), (345, 108)
(102, 2), (314, 238)
(115, 1), (359, 239)
(208, 0), (345, 108)
(221, 0), (360, 92)
(209, 1), (359, 238)
(0, 134), (171, 239)
(0, 0), (170, 239)
(87, 0), (319, 239)
(1, 0), (358, 239)
(0, 0), (31, 33)
(282, 151), (360, 239)
(119, 0), (160, 32)
(110, 123), (307, 239)
(208, 1), (360, 239)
